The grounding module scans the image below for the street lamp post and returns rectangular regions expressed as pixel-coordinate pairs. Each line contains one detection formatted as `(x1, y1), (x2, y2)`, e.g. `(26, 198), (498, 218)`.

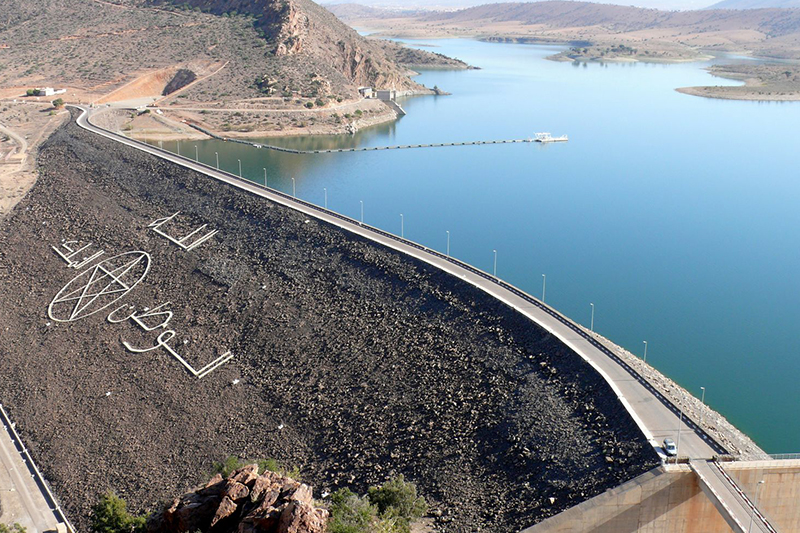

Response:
(542, 274), (546, 302)
(700, 387), (706, 425)
(159, 140), (163, 150)
(747, 480), (765, 533)
(446, 231), (450, 256)
(263, 168), (267, 187)
(643, 340), (648, 362)
(676, 393), (684, 460)
(400, 214), (404, 238)
(194, 145), (198, 162)
(360, 200), (364, 224)
(493, 250), (497, 277)
(177, 140), (181, 156)
(215, 152), (219, 169)
(590, 303), (595, 332)
(324, 188), (327, 209)
(237, 159), (242, 177)
(292, 177), (296, 197)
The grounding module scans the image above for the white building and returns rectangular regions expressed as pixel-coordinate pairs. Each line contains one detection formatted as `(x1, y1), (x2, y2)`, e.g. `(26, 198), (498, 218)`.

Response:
(35, 88), (66, 97)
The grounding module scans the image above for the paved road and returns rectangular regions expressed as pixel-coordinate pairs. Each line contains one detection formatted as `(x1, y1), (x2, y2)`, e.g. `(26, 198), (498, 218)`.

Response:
(0, 407), (60, 533)
(691, 460), (777, 533)
(76, 106), (723, 461)
(0, 122), (28, 162)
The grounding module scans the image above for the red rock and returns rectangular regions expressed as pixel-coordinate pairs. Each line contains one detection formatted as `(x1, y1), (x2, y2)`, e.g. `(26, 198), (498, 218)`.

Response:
(210, 496), (239, 528)
(277, 501), (329, 533)
(147, 469), (328, 533)
(231, 464), (260, 487)
(206, 473), (224, 488)
(224, 480), (250, 502)
(284, 483), (313, 504)
(251, 474), (282, 503)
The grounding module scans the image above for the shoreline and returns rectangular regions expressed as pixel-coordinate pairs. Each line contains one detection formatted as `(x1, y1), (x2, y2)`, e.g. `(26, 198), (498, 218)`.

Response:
(675, 86), (800, 101)
(98, 88), (437, 143)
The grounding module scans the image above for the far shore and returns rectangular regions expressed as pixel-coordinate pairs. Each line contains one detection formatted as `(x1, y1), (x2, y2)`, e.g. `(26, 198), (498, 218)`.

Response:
(94, 91), (437, 143)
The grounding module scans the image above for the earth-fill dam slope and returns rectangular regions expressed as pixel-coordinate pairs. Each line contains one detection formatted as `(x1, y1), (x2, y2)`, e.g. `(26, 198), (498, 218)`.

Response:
(0, 112), (659, 532)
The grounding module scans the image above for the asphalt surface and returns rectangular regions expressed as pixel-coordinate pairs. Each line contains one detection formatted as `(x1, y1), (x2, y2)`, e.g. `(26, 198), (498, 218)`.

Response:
(77, 105), (723, 462)
(0, 406), (60, 533)
(691, 460), (776, 533)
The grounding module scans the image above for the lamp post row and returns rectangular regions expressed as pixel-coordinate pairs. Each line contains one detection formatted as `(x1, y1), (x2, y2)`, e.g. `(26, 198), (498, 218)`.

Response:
(188, 149), (710, 410)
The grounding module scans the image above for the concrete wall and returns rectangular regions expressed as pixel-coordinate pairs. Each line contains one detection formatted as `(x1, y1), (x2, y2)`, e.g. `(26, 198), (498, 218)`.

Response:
(725, 459), (800, 533)
(523, 461), (800, 533)
(521, 465), (732, 533)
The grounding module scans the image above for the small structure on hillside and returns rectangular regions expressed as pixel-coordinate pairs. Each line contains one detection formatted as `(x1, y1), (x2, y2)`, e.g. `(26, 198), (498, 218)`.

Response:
(358, 86), (373, 98)
(377, 89), (397, 101)
(34, 87), (66, 97)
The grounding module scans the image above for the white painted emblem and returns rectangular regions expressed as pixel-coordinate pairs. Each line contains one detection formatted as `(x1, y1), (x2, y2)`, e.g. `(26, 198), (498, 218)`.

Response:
(48, 251), (151, 322)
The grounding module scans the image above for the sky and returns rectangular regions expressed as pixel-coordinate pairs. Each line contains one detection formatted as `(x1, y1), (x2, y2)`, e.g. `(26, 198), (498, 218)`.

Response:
(321, 0), (720, 13)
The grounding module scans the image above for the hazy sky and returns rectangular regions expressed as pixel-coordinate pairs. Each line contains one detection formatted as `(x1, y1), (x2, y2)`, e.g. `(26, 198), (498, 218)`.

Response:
(321, 0), (717, 12)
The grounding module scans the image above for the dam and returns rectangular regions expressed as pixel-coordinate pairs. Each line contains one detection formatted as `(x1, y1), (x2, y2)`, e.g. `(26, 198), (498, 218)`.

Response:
(79, 106), (800, 531)
(1, 106), (798, 532)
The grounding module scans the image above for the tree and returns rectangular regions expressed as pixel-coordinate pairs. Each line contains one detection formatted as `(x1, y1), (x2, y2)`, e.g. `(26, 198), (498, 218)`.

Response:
(90, 491), (146, 533)
(25, 89), (34, 97)
(367, 475), (427, 526)
(328, 488), (377, 533)
(52, 98), (64, 109)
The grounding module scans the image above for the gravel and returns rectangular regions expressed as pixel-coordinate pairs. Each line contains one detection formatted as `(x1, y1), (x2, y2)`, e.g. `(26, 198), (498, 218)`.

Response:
(0, 113), (659, 532)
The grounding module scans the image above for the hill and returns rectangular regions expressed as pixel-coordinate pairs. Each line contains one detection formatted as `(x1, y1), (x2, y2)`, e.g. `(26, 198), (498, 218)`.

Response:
(331, 1), (800, 60)
(0, 0), (424, 102)
(708, 0), (800, 9)
(0, 0), (475, 138)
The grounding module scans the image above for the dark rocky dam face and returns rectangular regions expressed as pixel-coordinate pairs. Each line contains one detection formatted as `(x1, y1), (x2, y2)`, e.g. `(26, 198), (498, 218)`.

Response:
(0, 112), (658, 532)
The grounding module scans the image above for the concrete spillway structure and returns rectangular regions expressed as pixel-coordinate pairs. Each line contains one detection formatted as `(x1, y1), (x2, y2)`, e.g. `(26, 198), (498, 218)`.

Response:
(523, 460), (800, 533)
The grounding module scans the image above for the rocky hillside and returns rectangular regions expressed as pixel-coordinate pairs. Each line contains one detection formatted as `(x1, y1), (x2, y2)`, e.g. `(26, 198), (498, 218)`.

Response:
(333, 1), (800, 59)
(150, 0), (422, 92)
(0, 0), (440, 104)
(148, 465), (327, 533)
(709, 0), (800, 8)
(419, 1), (800, 36)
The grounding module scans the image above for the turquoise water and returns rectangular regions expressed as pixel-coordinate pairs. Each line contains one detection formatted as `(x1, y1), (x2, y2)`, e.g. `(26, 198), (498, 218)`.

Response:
(162, 40), (800, 453)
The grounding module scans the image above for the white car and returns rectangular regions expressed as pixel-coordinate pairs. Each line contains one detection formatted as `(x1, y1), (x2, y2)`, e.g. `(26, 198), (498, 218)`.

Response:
(663, 438), (678, 456)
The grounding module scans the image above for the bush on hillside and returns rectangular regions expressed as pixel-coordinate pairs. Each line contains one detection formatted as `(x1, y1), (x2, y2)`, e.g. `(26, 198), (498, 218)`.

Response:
(329, 475), (428, 533)
(90, 491), (146, 533)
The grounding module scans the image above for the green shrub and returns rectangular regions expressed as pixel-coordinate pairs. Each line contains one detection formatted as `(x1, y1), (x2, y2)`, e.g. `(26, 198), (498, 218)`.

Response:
(329, 489), (377, 533)
(90, 492), (146, 533)
(304, 101), (314, 108)
(0, 524), (26, 533)
(328, 476), (427, 533)
(368, 475), (427, 532)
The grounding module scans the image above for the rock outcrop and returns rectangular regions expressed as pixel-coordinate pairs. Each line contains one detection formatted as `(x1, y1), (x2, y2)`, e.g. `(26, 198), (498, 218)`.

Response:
(148, 465), (328, 533)
(151, 0), (422, 91)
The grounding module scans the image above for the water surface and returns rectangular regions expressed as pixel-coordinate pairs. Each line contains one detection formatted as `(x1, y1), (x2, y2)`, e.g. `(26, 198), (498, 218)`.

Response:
(161, 40), (800, 453)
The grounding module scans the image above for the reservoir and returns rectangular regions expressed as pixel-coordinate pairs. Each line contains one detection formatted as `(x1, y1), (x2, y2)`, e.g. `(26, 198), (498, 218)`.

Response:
(158, 39), (800, 453)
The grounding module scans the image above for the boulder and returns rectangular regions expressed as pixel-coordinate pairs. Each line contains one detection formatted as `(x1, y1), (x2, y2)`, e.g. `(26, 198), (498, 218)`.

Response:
(147, 465), (328, 533)
(277, 501), (328, 533)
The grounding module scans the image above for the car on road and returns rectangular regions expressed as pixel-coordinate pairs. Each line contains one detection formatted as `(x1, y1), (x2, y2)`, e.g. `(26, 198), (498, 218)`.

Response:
(663, 438), (678, 456)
